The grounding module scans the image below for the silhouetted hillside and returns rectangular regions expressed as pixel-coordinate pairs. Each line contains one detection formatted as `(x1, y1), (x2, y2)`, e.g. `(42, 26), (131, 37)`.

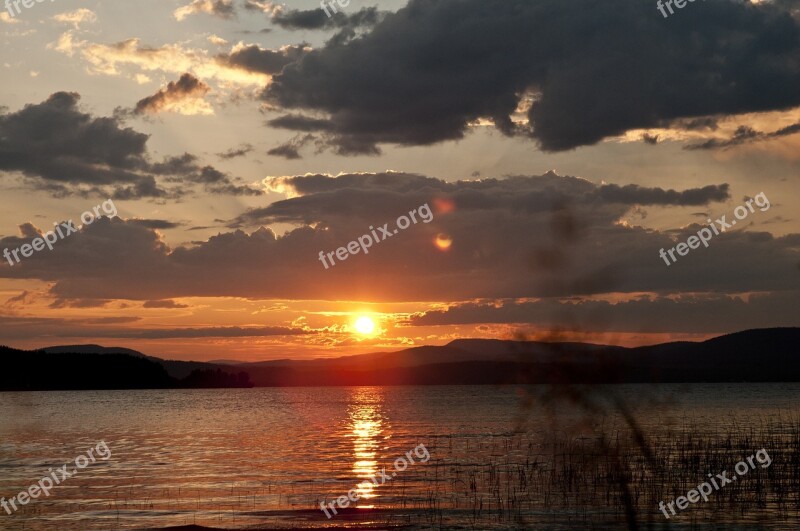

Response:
(0, 346), (174, 391)
(5, 328), (800, 390)
(0, 346), (252, 391)
(41, 344), (148, 358)
(235, 328), (800, 385)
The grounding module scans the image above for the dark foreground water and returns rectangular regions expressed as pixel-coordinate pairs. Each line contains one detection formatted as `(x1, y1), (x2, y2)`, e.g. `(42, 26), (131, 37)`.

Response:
(1, 384), (799, 530)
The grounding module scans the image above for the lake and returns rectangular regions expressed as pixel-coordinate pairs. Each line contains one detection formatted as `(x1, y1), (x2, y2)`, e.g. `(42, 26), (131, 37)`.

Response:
(1, 384), (799, 530)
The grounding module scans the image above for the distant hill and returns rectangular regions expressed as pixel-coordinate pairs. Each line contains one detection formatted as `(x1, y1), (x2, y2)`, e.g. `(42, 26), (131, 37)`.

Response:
(0, 345), (252, 391)
(36, 345), (243, 380)
(41, 344), (148, 358)
(175, 328), (800, 386)
(217, 328), (800, 386)
(4, 328), (799, 390)
(1, 347), (174, 391)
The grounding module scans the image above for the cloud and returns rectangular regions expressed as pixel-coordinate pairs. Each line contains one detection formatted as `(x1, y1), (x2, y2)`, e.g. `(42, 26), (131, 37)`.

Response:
(186, 164), (263, 196)
(83, 316), (142, 324)
(0, 92), (157, 196)
(405, 292), (800, 334)
(5, 290), (34, 309)
(0, 92), (260, 198)
(268, 114), (333, 132)
(0, 315), (309, 340)
(174, 0), (234, 21)
(266, 115), (376, 155)
(0, 12), (20, 24)
(128, 219), (184, 230)
(686, 122), (800, 150)
(217, 144), (254, 159)
(51, 34), (269, 87)
(49, 298), (111, 309)
(267, 134), (316, 159)
(1, 173), (795, 308)
(273, 6), (385, 31)
(261, 0), (800, 154)
(246, 172), (729, 225)
(120, 326), (311, 339)
(418, 294), (800, 336)
(142, 299), (189, 308)
(133, 73), (212, 116)
(243, 0), (285, 16)
(244, 1), (384, 31)
(148, 153), (263, 196)
(208, 34), (228, 46)
(53, 8), (97, 28)
(642, 133), (659, 145)
(593, 184), (730, 206)
(219, 43), (310, 75)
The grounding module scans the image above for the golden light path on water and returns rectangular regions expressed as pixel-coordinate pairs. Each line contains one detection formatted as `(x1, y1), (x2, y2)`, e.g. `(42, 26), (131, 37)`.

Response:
(347, 387), (386, 508)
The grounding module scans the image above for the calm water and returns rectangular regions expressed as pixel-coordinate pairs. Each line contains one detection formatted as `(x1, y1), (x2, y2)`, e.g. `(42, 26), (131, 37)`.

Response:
(1, 384), (799, 530)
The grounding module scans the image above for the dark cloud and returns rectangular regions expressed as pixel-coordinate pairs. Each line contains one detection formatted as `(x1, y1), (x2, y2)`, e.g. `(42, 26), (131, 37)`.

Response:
(142, 299), (189, 308)
(110, 176), (174, 201)
(1, 173), (795, 308)
(219, 44), (309, 75)
(593, 184), (730, 206)
(267, 134), (316, 159)
(4, 290), (34, 309)
(0, 92), (260, 198)
(128, 219), (184, 230)
(236, 28), (273, 35)
(0, 315), (83, 340)
(267, 144), (300, 159)
(133, 73), (210, 115)
(671, 116), (720, 132)
(83, 316), (142, 324)
(217, 144), (254, 159)
(261, 0), (800, 154)
(0, 92), (153, 192)
(49, 298), (111, 309)
(268, 114), (333, 132)
(267, 115), (375, 155)
(184, 165), (263, 196)
(642, 133), (659, 145)
(686, 122), (800, 150)
(0, 316), (307, 340)
(270, 6), (385, 31)
(122, 326), (310, 339)
(149, 154), (262, 196)
(405, 291), (800, 334)
(237, 173), (728, 226)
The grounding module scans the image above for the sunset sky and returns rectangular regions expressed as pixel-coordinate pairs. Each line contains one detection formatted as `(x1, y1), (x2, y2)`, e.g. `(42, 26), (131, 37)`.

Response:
(1, 0), (799, 361)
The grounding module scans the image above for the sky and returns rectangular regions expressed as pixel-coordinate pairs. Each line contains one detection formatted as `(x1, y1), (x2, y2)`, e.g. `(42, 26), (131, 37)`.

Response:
(0, 0), (799, 361)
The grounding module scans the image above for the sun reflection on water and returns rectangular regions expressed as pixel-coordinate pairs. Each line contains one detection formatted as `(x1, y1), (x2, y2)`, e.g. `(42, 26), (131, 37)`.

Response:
(347, 387), (387, 505)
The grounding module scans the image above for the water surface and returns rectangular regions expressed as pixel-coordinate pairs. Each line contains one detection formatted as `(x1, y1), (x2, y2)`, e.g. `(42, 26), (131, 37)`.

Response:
(1, 384), (799, 530)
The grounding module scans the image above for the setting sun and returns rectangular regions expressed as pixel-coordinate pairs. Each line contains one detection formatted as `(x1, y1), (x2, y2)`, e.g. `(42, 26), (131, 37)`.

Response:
(354, 316), (376, 335)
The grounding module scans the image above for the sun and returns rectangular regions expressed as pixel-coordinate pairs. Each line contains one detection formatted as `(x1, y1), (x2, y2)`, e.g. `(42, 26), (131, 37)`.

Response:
(354, 316), (376, 336)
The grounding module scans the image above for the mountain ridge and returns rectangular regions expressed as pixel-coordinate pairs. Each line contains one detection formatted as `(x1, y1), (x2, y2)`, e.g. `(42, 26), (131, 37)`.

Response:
(1, 327), (796, 390)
